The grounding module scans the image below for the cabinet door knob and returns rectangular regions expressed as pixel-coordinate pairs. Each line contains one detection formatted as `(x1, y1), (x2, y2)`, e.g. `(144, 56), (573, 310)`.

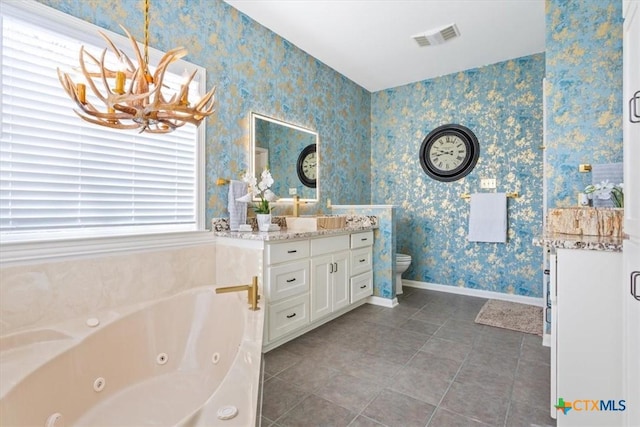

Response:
(286, 278), (296, 283)
(631, 271), (640, 301)
(286, 313), (297, 319)
(360, 284), (367, 289)
(329, 263), (334, 273)
(359, 258), (366, 263)
(287, 250), (297, 254)
(334, 262), (338, 272)
(629, 90), (640, 123)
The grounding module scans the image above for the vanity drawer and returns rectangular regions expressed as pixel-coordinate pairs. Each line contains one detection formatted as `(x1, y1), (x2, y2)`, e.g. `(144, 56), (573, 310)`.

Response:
(351, 231), (373, 249)
(350, 271), (373, 303)
(267, 260), (310, 301)
(269, 294), (310, 341)
(351, 247), (372, 276)
(311, 234), (349, 256)
(266, 240), (309, 265)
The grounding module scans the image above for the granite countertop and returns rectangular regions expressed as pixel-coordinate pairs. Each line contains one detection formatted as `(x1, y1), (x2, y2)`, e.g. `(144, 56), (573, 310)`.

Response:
(213, 224), (378, 241)
(211, 214), (378, 242)
(533, 232), (624, 252)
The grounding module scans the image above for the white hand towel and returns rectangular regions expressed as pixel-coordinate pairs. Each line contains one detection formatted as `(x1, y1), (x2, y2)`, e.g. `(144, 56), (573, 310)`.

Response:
(468, 193), (507, 243)
(228, 180), (248, 231)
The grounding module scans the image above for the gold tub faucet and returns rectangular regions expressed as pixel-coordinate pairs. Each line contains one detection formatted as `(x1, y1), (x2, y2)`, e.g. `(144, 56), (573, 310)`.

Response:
(215, 276), (260, 310)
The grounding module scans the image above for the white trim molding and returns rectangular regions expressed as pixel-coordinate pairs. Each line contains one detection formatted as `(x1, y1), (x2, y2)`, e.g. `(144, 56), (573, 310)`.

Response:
(402, 280), (545, 307)
(366, 295), (399, 308)
(1, 231), (214, 266)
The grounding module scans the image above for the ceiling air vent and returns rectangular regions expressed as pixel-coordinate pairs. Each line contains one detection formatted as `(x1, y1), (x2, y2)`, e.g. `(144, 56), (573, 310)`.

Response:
(412, 23), (460, 47)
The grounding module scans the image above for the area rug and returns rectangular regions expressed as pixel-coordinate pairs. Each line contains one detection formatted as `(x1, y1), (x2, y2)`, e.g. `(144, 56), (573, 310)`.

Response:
(475, 299), (543, 335)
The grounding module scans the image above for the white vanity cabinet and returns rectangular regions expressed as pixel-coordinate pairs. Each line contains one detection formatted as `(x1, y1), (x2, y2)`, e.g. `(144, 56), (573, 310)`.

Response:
(265, 240), (311, 342)
(350, 231), (374, 303)
(310, 235), (350, 321)
(215, 228), (376, 352)
(263, 231), (374, 350)
(550, 248), (624, 425)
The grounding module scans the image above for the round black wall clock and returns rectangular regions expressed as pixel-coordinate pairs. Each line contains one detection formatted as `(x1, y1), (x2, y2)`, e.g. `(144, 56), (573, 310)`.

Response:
(419, 124), (479, 182)
(296, 143), (317, 188)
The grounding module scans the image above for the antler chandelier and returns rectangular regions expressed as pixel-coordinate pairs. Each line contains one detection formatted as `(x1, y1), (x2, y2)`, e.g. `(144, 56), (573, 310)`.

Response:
(57, 0), (215, 134)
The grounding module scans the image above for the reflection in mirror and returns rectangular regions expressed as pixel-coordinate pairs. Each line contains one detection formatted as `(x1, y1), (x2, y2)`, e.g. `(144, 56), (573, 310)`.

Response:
(251, 113), (319, 202)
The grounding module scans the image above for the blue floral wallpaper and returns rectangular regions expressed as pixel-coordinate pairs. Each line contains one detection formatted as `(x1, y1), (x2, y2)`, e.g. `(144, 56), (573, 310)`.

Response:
(371, 55), (545, 297)
(31, 0), (623, 302)
(545, 0), (623, 208)
(39, 0), (371, 222)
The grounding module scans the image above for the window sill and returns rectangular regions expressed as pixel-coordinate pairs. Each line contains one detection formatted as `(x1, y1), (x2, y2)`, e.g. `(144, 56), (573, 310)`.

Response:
(0, 230), (214, 266)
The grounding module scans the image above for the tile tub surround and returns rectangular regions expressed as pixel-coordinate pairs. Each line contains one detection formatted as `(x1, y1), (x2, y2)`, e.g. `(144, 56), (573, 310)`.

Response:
(0, 244), (216, 335)
(261, 287), (555, 427)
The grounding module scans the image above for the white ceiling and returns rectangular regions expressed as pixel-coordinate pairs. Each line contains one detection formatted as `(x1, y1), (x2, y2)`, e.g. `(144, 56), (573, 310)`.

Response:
(223, 0), (546, 92)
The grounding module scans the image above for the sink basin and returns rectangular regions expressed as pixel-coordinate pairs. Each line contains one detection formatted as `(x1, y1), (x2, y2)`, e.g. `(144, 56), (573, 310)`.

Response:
(285, 215), (346, 232)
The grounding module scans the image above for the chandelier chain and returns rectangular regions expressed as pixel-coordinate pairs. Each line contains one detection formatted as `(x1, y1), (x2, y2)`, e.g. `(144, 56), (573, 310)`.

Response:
(144, 0), (150, 70)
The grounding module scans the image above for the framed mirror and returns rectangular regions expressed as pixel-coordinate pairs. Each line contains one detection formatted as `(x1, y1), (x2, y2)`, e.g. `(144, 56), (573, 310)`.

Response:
(251, 112), (319, 202)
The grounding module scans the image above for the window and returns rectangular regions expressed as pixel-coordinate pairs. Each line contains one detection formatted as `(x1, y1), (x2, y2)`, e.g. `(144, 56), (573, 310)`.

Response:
(0, 1), (206, 245)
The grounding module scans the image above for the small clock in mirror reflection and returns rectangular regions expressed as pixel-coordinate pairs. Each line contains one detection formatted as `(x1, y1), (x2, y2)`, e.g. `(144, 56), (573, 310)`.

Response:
(297, 144), (317, 188)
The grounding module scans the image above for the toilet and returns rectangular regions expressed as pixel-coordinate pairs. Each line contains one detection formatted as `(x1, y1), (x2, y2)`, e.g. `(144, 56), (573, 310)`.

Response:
(395, 253), (412, 295)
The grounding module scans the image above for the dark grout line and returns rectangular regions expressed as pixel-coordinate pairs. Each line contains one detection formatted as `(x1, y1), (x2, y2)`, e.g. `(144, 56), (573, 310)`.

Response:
(501, 334), (526, 427)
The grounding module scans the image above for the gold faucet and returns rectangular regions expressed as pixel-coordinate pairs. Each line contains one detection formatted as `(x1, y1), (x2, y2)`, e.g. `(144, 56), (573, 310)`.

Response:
(293, 195), (300, 217)
(215, 276), (260, 310)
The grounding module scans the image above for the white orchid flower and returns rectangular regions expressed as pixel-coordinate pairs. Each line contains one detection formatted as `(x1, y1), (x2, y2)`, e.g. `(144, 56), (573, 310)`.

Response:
(260, 170), (274, 188)
(595, 180), (614, 200)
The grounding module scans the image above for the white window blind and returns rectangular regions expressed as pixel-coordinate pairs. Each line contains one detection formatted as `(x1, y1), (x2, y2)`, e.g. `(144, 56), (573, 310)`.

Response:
(0, 2), (204, 242)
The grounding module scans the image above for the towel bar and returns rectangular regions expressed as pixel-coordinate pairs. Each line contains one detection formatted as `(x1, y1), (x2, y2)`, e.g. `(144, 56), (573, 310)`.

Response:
(461, 192), (519, 200)
(216, 178), (230, 185)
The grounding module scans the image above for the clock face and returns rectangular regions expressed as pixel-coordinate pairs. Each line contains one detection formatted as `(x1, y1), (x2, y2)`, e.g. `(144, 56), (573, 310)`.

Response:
(419, 124), (479, 182)
(301, 152), (316, 179)
(297, 144), (317, 188)
(428, 134), (468, 172)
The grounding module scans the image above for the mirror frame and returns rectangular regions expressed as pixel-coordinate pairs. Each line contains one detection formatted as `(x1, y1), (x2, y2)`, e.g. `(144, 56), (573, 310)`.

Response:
(250, 112), (319, 203)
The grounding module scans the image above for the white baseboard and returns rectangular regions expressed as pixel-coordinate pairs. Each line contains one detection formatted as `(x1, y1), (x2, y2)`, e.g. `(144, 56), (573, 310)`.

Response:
(367, 295), (398, 308)
(402, 280), (544, 307)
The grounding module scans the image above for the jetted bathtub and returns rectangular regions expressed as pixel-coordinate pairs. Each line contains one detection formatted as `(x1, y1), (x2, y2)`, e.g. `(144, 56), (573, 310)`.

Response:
(0, 286), (264, 426)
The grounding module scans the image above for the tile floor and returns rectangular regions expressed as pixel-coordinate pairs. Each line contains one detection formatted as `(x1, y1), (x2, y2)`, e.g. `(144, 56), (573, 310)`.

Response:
(260, 287), (556, 427)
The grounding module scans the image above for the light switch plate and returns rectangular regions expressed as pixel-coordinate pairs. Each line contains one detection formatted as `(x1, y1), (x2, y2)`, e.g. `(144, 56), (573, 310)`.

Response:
(480, 178), (496, 189)
(288, 188), (297, 195)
